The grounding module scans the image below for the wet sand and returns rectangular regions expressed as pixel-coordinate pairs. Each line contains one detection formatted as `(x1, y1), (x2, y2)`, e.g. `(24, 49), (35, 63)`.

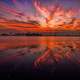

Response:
(0, 36), (80, 79)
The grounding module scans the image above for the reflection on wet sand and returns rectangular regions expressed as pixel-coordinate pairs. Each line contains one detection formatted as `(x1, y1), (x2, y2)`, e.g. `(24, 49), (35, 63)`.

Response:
(35, 37), (80, 66)
(0, 36), (80, 67)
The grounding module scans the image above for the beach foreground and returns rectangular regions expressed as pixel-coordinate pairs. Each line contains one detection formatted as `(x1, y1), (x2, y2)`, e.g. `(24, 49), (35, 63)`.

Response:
(0, 36), (80, 79)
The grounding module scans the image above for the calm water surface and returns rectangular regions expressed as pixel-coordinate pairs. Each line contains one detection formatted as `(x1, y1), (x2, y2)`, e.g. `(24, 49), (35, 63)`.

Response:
(0, 36), (80, 78)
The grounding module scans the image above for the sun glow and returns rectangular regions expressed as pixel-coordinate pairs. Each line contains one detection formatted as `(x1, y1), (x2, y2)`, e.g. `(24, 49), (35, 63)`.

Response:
(0, 0), (80, 31)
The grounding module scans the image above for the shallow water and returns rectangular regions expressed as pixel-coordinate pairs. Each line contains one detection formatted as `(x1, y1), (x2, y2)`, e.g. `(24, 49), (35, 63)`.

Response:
(0, 36), (80, 78)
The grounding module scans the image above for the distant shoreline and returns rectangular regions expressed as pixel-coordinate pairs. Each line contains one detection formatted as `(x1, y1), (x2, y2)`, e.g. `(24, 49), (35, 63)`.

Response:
(0, 31), (80, 36)
(0, 34), (80, 36)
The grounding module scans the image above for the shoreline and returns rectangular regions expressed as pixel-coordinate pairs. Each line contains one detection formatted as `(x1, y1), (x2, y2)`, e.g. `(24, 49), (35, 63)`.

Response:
(0, 31), (80, 36)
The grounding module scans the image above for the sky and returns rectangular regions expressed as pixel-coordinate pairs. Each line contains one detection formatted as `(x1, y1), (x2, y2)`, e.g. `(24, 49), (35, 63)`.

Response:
(0, 0), (80, 21)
